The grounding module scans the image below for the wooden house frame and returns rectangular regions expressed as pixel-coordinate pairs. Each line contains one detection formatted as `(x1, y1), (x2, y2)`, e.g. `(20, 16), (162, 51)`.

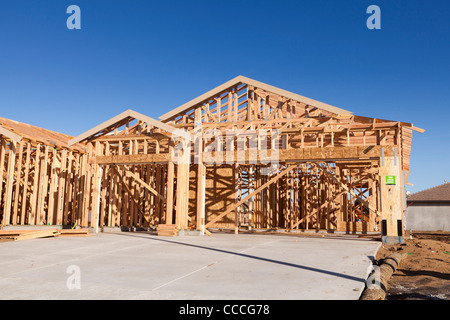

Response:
(68, 76), (424, 242)
(0, 117), (85, 228)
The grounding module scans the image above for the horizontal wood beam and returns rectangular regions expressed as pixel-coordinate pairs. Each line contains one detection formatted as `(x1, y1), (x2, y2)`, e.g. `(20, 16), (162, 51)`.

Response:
(202, 145), (396, 163)
(94, 153), (171, 165)
(94, 133), (172, 142)
(94, 145), (396, 165)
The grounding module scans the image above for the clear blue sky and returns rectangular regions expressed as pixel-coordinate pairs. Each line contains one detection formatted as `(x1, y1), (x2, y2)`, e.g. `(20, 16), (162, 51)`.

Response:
(0, 0), (449, 193)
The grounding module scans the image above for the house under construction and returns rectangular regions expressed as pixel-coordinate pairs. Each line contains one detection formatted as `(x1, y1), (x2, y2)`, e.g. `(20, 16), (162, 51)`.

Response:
(0, 76), (424, 243)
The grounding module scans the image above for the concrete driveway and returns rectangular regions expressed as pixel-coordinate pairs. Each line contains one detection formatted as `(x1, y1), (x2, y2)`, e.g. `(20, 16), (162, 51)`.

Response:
(0, 231), (380, 300)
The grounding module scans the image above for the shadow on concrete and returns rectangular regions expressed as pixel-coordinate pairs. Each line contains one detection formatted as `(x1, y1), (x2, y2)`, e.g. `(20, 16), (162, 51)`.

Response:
(207, 228), (381, 242)
(108, 231), (368, 284)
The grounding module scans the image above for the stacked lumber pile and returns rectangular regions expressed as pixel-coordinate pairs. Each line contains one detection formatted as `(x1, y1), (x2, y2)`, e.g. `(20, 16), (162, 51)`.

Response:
(59, 228), (91, 237)
(0, 229), (60, 241)
(0, 228), (91, 242)
(157, 224), (180, 237)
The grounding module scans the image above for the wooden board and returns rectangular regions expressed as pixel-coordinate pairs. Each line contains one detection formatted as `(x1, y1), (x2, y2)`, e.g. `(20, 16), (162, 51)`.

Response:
(157, 224), (180, 236)
(0, 229), (59, 241)
(58, 228), (91, 237)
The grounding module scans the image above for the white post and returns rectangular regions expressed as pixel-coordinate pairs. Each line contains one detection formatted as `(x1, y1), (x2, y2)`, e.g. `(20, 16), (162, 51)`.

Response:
(201, 171), (206, 236)
(96, 166), (102, 234)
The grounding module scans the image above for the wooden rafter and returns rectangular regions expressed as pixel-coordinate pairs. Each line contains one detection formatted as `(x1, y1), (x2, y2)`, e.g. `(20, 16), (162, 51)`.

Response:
(69, 109), (192, 146)
(159, 76), (352, 122)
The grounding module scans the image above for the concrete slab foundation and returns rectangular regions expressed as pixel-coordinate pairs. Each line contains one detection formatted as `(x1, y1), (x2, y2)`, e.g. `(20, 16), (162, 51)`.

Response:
(0, 232), (380, 300)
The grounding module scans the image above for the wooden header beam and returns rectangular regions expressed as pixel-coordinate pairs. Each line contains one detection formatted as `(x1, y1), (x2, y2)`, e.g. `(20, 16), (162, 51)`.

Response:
(94, 153), (171, 165)
(93, 145), (396, 165)
(202, 145), (396, 164)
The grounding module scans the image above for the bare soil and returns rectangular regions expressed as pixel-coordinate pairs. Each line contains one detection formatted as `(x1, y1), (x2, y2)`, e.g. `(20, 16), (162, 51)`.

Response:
(375, 231), (450, 300)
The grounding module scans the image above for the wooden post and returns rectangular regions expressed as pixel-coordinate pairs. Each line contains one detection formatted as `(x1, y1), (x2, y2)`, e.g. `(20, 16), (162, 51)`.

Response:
(66, 152), (75, 225)
(29, 144), (41, 225)
(194, 115), (206, 233)
(369, 177), (377, 232)
(379, 151), (405, 244)
(175, 139), (190, 230)
(3, 142), (17, 225)
(100, 154), (109, 227)
(20, 142), (31, 225)
(12, 141), (24, 225)
(81, 143), (93, 226)
(46, 148), (58, 225)
(234, 164), (239, 234)
(37, 146), (50, 225)
(166, 161), (175, 225)
(0, 141), (6, 225)
(91, 142), (102, 229)
(56, 149), (68, 225)
(196, 162), (206, 234)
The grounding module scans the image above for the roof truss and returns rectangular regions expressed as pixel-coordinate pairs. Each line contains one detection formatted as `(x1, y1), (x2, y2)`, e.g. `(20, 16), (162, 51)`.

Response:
(0, 125), (22, 143)
(159, 75), (352, 123)
(69, 109), (192, 146)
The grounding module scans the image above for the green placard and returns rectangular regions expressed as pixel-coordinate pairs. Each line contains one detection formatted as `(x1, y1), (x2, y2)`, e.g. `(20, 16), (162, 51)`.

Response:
(386, 175), (396, 185)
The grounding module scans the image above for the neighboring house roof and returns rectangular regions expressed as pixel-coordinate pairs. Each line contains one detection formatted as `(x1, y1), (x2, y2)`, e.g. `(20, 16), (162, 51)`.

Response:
(158, 75), (352, 122)
(407, 182), (450, 202)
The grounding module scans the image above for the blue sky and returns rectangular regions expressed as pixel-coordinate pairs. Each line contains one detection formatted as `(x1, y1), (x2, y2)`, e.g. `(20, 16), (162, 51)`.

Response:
(0, 0), (449, 193)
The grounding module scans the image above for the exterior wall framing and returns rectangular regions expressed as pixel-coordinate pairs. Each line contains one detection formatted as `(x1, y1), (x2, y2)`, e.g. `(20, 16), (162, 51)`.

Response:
(1, 76), (424, 243)
(0, 120), (85, 228)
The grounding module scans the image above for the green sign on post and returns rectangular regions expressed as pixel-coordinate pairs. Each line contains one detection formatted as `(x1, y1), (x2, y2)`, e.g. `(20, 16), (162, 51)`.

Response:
(386, 175), (396, 185)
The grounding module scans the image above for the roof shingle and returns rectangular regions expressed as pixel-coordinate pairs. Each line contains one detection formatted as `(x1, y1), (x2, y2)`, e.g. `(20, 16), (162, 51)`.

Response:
(407, 182), (450, 202)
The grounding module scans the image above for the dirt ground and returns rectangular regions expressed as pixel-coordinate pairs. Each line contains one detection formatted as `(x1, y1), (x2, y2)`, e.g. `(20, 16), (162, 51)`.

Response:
(375, 231), (450, 300)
